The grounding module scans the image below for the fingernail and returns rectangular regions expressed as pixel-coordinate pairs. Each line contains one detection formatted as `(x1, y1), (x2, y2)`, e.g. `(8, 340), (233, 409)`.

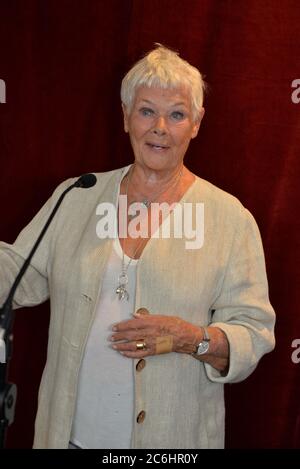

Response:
(136, 307), (150, 315)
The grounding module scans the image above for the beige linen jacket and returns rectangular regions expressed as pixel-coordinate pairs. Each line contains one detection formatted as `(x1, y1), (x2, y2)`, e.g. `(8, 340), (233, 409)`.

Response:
(0, 166), (275, 449)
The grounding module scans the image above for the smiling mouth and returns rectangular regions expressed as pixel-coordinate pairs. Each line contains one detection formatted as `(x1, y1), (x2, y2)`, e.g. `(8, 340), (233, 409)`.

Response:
(146, 143), (170, 150)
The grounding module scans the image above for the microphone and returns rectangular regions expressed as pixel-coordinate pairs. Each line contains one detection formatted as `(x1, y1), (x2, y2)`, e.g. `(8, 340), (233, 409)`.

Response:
(0, 173), (97, 447)
(0, 173), (97, 337)
(74, 173), (97, 188)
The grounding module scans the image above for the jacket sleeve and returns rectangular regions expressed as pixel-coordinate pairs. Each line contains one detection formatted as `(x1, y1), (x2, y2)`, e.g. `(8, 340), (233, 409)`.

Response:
(0, 178), (74, 309)
(204, 207), (276, 383)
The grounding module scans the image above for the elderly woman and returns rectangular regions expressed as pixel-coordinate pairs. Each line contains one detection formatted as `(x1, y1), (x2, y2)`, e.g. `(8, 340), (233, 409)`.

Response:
(0, 45), (275, 449)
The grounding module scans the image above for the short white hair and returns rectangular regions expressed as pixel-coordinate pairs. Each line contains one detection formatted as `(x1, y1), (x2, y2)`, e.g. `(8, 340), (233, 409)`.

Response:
(121, 44), (206, 122)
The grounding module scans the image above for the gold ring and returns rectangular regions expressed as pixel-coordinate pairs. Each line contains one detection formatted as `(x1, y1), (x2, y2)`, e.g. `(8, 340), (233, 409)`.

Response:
(136, 341), (147, 351)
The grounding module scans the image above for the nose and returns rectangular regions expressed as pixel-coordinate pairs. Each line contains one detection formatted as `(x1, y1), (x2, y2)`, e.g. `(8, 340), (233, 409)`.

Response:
(152, 116), (167, 136)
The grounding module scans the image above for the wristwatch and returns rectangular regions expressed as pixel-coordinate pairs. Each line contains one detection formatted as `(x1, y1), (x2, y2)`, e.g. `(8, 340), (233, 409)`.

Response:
(193, 327), (210, 355)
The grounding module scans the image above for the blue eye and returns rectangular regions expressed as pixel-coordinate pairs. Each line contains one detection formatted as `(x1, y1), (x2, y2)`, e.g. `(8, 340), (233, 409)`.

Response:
(171, 111), (185, 120)
(140, 107), (154, 116)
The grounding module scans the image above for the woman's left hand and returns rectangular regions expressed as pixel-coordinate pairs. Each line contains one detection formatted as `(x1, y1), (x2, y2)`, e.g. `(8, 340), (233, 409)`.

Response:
(110, 308), (202, 358)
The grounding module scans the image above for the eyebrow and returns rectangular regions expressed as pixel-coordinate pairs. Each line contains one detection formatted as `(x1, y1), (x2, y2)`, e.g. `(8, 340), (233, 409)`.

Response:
(140, 99), (188, 108)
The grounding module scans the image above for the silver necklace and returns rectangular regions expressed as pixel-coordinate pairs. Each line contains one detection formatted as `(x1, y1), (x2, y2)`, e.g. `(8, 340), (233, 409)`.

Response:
(128, 167), (183, 220)
(115, 165), (183, 300)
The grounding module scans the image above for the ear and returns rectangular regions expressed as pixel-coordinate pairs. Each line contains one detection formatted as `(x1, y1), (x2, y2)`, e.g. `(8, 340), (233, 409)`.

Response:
(122, 103), (129, 133)
(191, 107), (205, 139)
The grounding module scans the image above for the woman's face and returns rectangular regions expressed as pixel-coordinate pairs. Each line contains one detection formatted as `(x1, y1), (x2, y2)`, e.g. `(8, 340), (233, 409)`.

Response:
(123, 86), (204, 173)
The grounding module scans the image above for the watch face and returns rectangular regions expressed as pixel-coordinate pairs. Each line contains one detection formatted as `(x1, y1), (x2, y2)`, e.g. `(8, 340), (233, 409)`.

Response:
(196, 341), (209, 355)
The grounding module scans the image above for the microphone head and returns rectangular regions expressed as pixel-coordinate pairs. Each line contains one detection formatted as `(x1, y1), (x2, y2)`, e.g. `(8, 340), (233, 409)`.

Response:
(75, 173), (97, 188)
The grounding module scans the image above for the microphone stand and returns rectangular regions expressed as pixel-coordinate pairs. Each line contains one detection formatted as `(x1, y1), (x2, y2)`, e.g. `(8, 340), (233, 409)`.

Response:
(0, 174), (96, 448)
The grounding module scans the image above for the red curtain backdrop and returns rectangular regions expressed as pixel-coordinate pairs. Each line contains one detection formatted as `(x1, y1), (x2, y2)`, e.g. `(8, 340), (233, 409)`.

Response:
(0, 0), (299, 448)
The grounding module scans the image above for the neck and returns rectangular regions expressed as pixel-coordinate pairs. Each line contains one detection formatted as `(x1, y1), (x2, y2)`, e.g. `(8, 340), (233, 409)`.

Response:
(129, 162), (184, 194)
(120, 162), (196, 206)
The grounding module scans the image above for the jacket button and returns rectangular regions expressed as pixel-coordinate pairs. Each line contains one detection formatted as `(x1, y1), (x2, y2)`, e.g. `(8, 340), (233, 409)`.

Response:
(136, 359), (146, 372)
(137, 410), (146, 424)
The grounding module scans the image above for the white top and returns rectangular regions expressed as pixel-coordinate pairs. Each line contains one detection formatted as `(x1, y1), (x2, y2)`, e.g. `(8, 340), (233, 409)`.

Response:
(70, 165), (178, 448)
(70, 237), (138, 449)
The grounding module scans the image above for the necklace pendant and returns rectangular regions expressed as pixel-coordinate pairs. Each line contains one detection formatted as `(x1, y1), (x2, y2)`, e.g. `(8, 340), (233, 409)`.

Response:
(142, 199), (150, 208)
(116, 284), (129, 301)
(116, 272), (129, 300)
